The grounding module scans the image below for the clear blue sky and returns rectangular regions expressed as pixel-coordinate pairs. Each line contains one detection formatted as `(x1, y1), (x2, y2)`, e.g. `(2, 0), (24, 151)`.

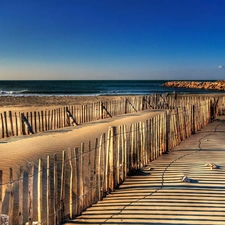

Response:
(0, 0), (225, 80)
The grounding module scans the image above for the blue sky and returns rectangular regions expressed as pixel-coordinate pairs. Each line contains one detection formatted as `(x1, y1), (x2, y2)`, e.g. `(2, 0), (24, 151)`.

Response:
(0, 0), (225, 80)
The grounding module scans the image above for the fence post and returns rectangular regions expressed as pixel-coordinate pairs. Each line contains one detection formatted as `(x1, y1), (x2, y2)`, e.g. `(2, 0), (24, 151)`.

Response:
(28, 162), (34, 225)
(68, 149), (73, 219)
(18, 166), (24, 225)
(38, 159), (42, 225)
(98, 134), (103, 201)
(80, 143), (84, 211)
(4, 112), (9, 137)
(192, 104), (196, 134)
(87, 142), (92, 208)
(47, 156), (51, 225)
(109, 126), (116, 192)
(53, 154), (58, 224)
(0, 113), (4, 138)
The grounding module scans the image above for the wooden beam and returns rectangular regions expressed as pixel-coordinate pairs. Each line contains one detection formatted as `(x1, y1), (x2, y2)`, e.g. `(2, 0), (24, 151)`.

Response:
(21, 114), (34, 134)
(101, 103), (112, 118)
(126, 98), (138, 112)
(66, 107), (78, 125)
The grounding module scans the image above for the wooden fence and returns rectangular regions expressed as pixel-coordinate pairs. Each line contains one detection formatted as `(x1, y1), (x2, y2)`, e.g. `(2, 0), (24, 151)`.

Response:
(0, 98), (214, 225)
(0, 94), (221, 139)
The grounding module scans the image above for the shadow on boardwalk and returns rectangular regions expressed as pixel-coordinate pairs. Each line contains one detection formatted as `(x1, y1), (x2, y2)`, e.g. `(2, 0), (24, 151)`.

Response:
(64, 117), (225, 225)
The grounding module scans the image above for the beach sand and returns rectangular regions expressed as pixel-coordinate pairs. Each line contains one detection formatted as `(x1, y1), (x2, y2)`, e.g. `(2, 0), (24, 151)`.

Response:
(0, 95), (125, 112)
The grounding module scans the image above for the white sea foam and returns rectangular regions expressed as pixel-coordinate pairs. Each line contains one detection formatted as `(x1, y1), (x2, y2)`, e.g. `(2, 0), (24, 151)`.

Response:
(0, 89), (28, 95)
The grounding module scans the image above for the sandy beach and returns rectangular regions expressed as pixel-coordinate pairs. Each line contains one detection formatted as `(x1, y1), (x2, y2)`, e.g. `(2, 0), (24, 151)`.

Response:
(0, 95), (125, 111)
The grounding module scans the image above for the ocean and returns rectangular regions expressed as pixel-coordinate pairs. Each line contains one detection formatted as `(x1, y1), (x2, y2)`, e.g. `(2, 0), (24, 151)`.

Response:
(0, 80), (224, 96)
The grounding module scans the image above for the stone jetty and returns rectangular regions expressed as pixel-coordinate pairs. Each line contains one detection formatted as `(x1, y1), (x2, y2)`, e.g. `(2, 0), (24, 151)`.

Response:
(163, 80), (225, 91)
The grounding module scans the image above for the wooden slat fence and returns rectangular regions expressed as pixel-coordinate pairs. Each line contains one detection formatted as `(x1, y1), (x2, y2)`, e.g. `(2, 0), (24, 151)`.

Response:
(0, 94), (222, 140)
(0, 98), (215, 225)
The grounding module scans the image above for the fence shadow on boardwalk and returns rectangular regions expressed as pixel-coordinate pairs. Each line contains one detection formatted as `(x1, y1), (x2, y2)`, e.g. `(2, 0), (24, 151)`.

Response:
(0, 94), (224, 225)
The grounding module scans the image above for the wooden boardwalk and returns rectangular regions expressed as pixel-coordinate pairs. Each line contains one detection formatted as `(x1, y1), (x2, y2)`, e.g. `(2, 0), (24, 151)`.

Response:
(64, 117), (225, 225)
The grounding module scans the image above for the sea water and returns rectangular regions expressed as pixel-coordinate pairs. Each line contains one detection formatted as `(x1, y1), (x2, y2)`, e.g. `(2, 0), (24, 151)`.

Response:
(0, 80), (223, 96)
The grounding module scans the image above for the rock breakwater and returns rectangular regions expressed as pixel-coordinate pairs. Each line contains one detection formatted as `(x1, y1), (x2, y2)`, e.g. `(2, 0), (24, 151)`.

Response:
(163, 80), (225, 91)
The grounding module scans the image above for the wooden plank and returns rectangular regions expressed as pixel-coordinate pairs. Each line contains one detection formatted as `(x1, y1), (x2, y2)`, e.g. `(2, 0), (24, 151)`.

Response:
(109, 126), (116, 192)
(14, 112), (19, 136)
(9, 111), (14, 136)
(93, 139), (98, 203)
(68, 149), (73, 219)
(130, 124), (134, 171)
(98, 133), (104, 201)
(116, 126), (121, 186)
(0, 113), (4, 138)
(21, 114), (34, 134)
(87, 142), (91, 208)
(123, 125), (127, 179)
(4, 111), (9, 137)
(38, 111), (41, 133)
(53, 153), (58, 224)
(41, 111), (44, 131)
(102, 104), (112, 118)
(28, 162), (34, 225)
(34, 111), (37, 133)
(74, 148), (79, 216)
(8, 168), (14, 225)
(66, 107), (78, 126)
(60, 151), (66, 220)
(126, 98), (138, 112)
(37, 159), (42, 225)
(80, 143), (84, 212)
(105, 129), (110, 193)
(18, 166), (23, 225)
(47, 156), (51, 225)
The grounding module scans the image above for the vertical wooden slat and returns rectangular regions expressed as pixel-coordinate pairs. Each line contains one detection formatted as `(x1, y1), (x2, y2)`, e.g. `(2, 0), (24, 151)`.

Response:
(30, 112), (33, 134)
(18, 166), (23, 225)
(68, 149), (73, 219)
(38, 159), (42, 225)
(4, 111), (9, 137)
(98, 134), (103, 200)
(105, 129), (110, 192)
(121, 125), (125, 182)
(92, 139), (97, 203)
(0, 113), (4, 138)
(15, 112), (18, 136)
(80, 143), (84, 212)
(8, 168), (13, 225)
(47, 156), (51, 225)
(41, 111), (44, 132)
(60, 151), (66, 220)
(53, 154), (58, 225)
(34, 111), (37, 133)
(123, 125), (127, 179)
(116, 126), (120, 187)
(109, 126), (116, 192)
(130, 124), (134, 171)
(87, 142), (91, 208)
(75, 147), (79, 216)
(28, 162), (34, 225)
(38, 111), (41, 133)
(9, 111), (14, 136)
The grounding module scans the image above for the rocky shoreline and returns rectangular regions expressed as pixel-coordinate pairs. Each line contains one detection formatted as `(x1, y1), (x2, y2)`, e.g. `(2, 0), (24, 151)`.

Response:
(163, 80), (225, 91)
